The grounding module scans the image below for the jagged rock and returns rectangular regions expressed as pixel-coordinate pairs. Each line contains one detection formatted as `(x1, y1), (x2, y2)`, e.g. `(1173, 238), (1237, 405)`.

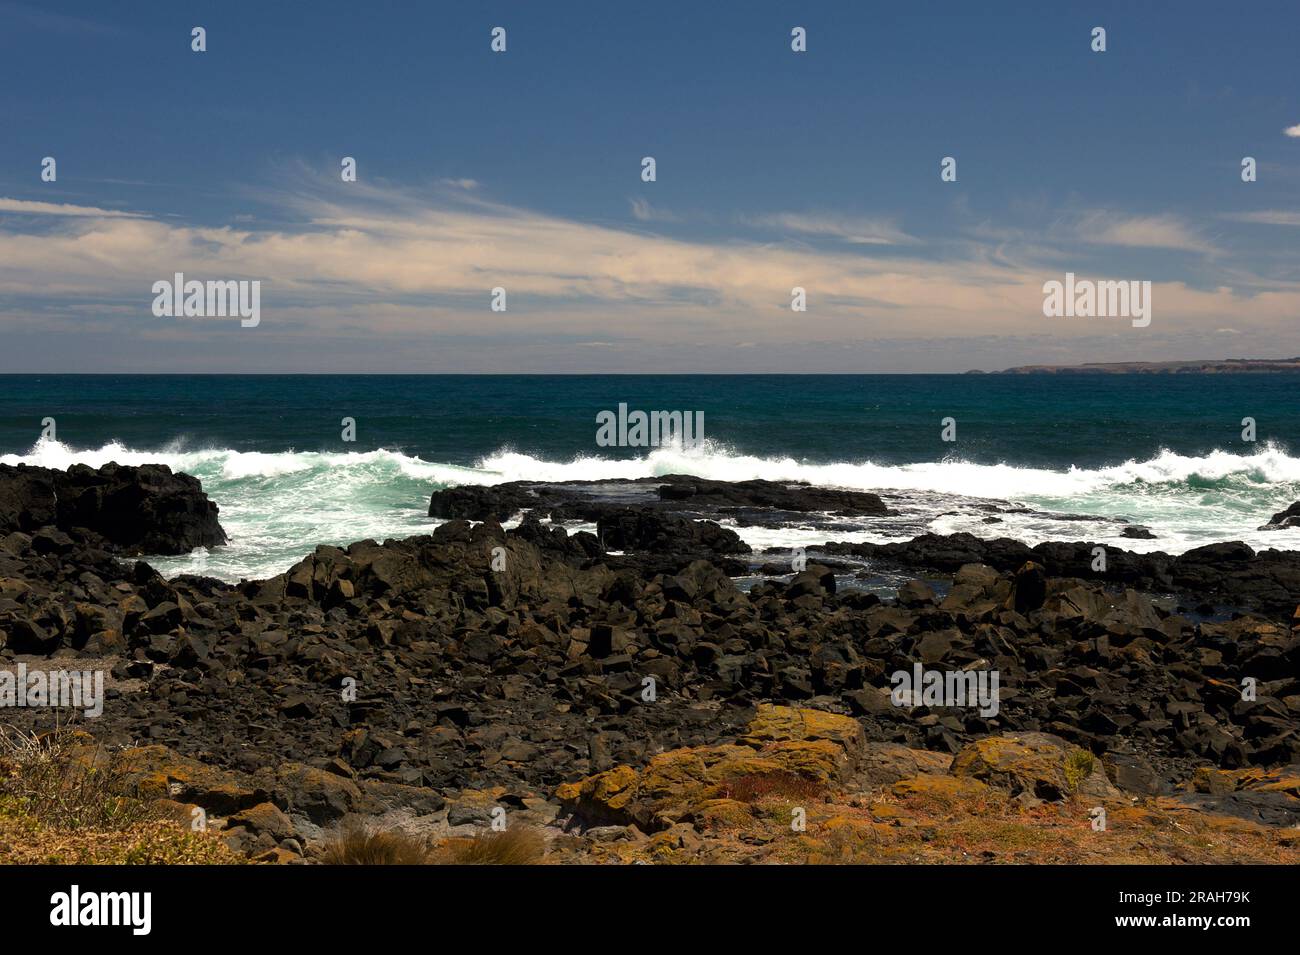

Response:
(596, 510), (749, 557)
(0, 462), (225, 554)
(1260, 501), (1300, 530)
(6, 471), (1300, 861)
(652, 476), (889, 515)
(427, 485), (538, 521)
(897, 579), (936, 608)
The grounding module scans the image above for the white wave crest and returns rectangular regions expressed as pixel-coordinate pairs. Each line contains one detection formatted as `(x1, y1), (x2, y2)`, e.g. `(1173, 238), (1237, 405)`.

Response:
(6, 437), (1299, 498)
(6, 437), (1299, 580)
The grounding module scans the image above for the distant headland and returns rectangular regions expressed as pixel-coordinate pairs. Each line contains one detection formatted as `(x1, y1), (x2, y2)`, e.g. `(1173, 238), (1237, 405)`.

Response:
(974, 358), (1300, 375)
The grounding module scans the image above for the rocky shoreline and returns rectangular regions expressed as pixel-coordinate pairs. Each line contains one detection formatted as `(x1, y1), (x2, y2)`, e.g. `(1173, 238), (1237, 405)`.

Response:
(2, 464), (1298, 863)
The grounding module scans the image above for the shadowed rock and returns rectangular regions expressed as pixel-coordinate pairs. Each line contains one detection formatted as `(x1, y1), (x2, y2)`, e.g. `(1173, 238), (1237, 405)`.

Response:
(0, 462), (226, 554)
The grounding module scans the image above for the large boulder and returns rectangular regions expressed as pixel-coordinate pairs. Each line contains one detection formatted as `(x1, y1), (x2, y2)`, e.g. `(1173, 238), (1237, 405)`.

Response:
(596, 510), (750, 558)
(427, 484), (538, 522)
(0, 462), (226, 554)
(270, 522), (611, 613)
(950, 732), (1120, 802)
(654, 476), (890, 516)
(0, 466), (58, 530)
(556, 704), (863, 831)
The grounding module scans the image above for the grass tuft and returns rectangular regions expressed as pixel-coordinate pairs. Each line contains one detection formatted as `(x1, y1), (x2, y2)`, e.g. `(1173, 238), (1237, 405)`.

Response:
(1063, 749), (1096, 793)
(433, 826), (546, 865)
(0, 724), (156, 831)
(319, 820), (433, 865)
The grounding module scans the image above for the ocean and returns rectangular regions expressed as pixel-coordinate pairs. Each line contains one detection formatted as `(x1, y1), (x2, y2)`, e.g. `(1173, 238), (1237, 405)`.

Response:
(3, 374), (1299, 582)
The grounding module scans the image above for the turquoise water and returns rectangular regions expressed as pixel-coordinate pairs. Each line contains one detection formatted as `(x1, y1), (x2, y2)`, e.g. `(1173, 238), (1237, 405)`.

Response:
(3, 374), (1299, 580)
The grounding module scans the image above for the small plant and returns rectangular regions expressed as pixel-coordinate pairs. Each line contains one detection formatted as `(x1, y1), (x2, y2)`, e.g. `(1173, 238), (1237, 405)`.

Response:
(319, 820), (432, 865)
(1064, 749), (1096, 793)
(433, 826), (546, 865)
(0, 724), (154, 831)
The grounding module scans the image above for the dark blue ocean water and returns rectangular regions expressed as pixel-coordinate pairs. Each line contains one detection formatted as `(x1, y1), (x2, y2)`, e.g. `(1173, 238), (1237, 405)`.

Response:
(2, 374), (1297, 466)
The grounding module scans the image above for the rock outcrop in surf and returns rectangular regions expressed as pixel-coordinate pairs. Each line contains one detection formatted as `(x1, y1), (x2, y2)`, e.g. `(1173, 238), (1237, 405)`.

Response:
(0, 462), (226, 554)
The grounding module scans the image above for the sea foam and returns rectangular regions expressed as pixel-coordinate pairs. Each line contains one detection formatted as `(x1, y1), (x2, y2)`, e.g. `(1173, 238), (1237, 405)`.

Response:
(4, 437), (1299, 581)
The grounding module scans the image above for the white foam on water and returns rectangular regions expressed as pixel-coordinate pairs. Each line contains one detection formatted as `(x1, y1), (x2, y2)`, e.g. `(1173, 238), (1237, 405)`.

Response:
(6, 436), (1299, 580)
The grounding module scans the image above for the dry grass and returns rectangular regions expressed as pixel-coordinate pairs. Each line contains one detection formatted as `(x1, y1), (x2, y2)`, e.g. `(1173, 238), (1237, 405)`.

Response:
(0, 813), (244, 864)
(767, 795), (1300, 866)
(319, 820), (433, 865)
(567, 766), (1300, 866)
(433, 826), (547, 865)
(0, 724), (156, 831)
(719, 771), (827, 804)
(0, 724), (240, 865)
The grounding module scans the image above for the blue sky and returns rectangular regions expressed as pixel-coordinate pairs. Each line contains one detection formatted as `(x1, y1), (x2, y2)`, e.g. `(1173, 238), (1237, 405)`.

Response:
(1, 0), (1297, 372)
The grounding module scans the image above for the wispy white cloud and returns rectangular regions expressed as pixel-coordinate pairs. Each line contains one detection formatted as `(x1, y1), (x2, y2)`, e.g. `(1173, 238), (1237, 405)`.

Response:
(740, 212), (917, 246)
(628, 197), (681, 222)
(1284, 123), (1300, 138)
(0, 198), (146, 218)
(0, 187), (1032, 343)
(0, 181), (1298, 372)
(1071, 211), (1215, 254)
(1223, 210), (1300, 227)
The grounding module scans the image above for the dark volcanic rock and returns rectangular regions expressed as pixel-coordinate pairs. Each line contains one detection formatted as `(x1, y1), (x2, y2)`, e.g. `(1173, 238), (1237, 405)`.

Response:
(427, 475), (889, 529)
(824, 533), (1036, 574)
(1121, 525), (1156, 539)
(1260, 501), (1300, 530)
(596, 510), (750, 558)
(0, 462), (226, 554)
(5, 473), (1300, 845)
(1010, 561), (1047, 613)
(0, 466), (58, 530)
(509, 515), (604, 559)
(428, 484), (538, 522)
(653, 476), (890, 516)
(1170, 543), (1300, 617)
(824, 531), (1300, 617)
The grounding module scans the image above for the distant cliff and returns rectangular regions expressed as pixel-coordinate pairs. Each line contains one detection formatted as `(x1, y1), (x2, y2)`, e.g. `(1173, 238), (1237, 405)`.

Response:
(985, 358), (1300, 374)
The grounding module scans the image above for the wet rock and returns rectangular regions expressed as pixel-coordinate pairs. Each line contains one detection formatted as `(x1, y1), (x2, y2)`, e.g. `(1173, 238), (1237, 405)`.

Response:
(1260, 501), (1300, 530)
(427, 485), (537, 522)
(652, 477), (889, 516)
